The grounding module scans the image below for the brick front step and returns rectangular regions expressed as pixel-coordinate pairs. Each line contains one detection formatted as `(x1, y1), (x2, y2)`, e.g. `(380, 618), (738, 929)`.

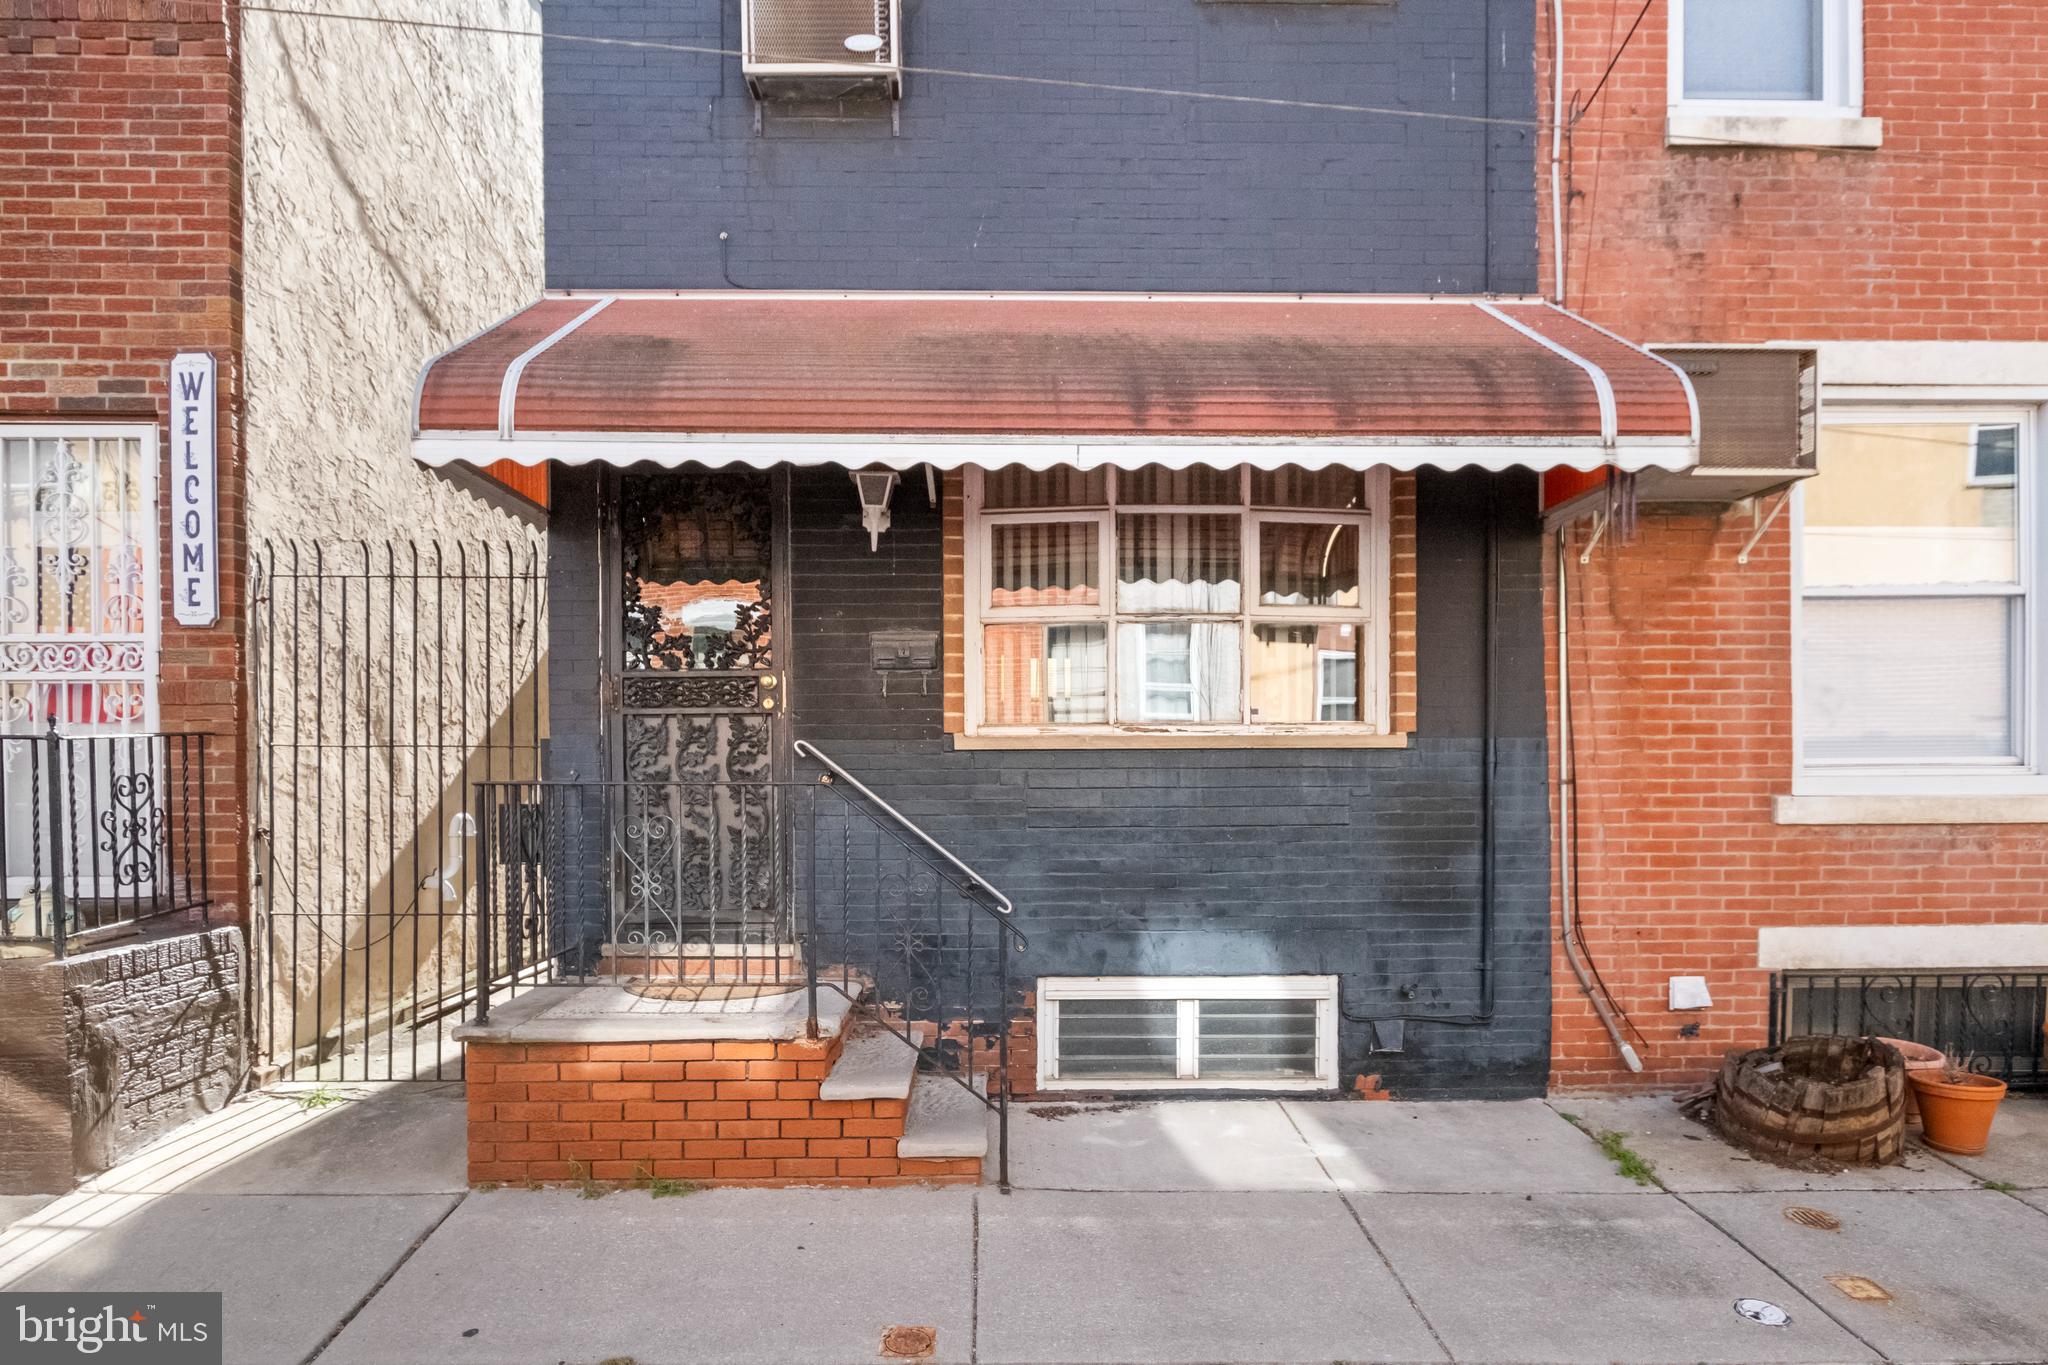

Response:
(465, 1028), (983, 1189)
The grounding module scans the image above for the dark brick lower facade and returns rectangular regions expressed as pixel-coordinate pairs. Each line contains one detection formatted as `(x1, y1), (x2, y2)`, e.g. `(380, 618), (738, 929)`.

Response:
(546, 465), (1552, 1100)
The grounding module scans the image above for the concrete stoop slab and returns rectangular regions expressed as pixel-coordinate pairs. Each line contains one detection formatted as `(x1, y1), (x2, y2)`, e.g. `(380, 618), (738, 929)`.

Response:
(819, 1022), (928, 1101)
(451, 981), (858, 1045)
(898, 1074), (988, 1160)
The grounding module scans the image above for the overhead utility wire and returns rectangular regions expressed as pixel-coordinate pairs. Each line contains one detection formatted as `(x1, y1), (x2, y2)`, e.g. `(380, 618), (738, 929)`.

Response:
(237, 5), (1535, 129)
(235, 4), (2046, 177)
(1570, 0), (1658, 127)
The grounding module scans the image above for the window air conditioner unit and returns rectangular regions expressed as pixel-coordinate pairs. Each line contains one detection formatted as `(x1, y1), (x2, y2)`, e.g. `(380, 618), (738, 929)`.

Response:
(742, 0), (902, 101)
(1635, 347), (1819, 505)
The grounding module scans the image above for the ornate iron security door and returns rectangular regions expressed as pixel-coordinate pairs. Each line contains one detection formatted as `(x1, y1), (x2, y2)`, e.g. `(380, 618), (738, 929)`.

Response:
(611, 469), (789, 955)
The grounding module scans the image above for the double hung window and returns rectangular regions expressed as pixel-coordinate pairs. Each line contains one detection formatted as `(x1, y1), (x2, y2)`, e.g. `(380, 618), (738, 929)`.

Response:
(968, 464), (1387, 737)
(1797, 410), (2043, 792)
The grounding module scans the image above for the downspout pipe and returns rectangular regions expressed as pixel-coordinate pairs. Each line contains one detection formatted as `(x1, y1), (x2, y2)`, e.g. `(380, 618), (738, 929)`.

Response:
(1549, 0), (1568, 303)
(1556, 533), (1643, 1072)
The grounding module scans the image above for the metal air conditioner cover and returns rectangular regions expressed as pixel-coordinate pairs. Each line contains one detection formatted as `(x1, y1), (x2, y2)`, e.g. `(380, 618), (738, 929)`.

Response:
(742, 0), (903, 99)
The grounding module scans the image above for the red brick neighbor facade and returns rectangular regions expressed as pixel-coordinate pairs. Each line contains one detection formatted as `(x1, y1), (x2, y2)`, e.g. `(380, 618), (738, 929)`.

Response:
(1, 0), (248, 918)
(1542, 0), (2048, 1089)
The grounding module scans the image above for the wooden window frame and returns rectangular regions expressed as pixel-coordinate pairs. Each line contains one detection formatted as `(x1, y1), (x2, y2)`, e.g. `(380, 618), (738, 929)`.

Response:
(962, 465), (1392, 745)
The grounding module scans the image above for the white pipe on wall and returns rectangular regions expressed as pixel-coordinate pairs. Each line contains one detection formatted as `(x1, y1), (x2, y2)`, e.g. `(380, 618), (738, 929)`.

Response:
(1556, 533), (1644, 1073)
(1549, 0), (1568, 303)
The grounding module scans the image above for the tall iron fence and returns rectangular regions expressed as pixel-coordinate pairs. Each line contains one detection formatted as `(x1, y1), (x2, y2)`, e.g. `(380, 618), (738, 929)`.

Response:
(0, 729), (213, 954)
(249, 540), (545, 1082)
(1771, 970), (2048, 1091)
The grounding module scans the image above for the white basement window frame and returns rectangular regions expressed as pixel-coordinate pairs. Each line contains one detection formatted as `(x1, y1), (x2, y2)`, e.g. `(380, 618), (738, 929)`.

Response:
(1792, 404), (2046, 797)
(1666, 0), (1878, 150)
(963, 464), (1390, 741)
(1036, 975), (1341, 1092)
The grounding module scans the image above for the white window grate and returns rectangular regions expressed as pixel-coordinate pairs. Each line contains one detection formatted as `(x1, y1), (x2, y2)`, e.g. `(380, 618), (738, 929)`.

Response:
(1039, 976), (1339, 1091)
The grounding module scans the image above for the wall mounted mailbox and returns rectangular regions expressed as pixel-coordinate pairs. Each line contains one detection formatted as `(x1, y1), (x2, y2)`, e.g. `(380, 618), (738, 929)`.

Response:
(871, 629), (938, 694)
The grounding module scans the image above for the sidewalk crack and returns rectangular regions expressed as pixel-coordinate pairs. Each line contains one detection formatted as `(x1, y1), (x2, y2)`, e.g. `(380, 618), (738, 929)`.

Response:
(1280, 1101), (1455, 1364)
(301, 1190), (467, 1365)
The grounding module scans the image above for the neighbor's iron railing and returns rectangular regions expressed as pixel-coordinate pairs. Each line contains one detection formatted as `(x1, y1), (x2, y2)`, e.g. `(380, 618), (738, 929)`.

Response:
(471, 753), (1025, 1184)
(1771, 970), (2048, 1091)
(0, 727), (213, 957)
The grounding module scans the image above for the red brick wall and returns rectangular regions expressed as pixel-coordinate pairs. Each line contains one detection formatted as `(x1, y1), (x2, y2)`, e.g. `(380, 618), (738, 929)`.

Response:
(1539, 3), (2048, 1090)
(1546, 510), (2048, 1090)
(465, 1038), (981, 1188)
(1543, 0), (2048, 343)
(1, 0), (247, 919)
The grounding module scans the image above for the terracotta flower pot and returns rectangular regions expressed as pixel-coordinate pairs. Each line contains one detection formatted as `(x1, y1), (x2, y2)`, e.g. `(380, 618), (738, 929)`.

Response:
(1879, 1038), (1947, 1121)
(1906, 1069), (2008, 1155)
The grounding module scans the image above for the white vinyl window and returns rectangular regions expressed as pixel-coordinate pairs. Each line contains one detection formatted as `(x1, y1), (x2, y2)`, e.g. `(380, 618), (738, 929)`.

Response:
(1037, 975), (1339, 1091)
(1795, 407), (2045, 795)
(1670, 0), (1863, 116)
(966, 464), (1388, 738)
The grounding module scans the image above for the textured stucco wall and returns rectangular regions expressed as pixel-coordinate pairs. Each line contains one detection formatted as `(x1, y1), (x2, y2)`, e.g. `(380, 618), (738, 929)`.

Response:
(241, 0), (544, 543)
(239, 1), (547, 1071)
(0, 928), (244, 1193)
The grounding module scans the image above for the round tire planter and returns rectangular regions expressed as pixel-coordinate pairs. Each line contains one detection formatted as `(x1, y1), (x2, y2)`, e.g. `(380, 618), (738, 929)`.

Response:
(1715, 1036), (1906, 1167)
(1906, 1069), (2008, 1155)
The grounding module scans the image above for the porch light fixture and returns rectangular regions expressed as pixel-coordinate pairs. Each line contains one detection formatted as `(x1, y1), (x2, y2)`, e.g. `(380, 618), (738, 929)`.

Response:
(843, 32), (884, 53)
(851, 468), (899, 551)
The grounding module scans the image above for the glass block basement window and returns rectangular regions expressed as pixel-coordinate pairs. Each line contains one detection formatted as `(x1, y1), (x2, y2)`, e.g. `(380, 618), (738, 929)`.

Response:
(1040, 977), (1337, 1090)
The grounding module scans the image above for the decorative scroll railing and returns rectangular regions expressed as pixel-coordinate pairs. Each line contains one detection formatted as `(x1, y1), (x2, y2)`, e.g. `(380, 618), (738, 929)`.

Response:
(471, 761), (1026, 1183)
(1771, 970), (2048, 1090)
(0, 728), (214, 956)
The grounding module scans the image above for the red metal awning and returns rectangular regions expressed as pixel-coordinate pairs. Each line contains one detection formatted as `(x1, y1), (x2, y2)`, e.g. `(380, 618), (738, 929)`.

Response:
(413, 293), (1697, 475)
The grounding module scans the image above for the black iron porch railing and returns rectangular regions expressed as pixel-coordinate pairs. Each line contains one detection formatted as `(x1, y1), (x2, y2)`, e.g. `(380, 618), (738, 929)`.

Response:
(0, 728), (215, 957)
(1770, 970), (2048, 1091)
(470, 749), (1025, 1181)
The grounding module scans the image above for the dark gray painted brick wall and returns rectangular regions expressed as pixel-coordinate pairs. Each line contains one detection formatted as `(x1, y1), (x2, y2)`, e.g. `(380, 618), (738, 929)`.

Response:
(544, 0), (1538, 294)
(547, 466), (1551, 1098)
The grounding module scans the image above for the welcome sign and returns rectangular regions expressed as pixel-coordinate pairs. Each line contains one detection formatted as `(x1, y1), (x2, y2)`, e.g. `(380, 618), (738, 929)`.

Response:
(169, 351), (219, 628)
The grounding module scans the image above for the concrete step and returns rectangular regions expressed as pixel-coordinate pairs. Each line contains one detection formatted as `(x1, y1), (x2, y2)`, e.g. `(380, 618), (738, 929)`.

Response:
(820, 1022), (929, 1101)
(897, 1072), (990, 1160)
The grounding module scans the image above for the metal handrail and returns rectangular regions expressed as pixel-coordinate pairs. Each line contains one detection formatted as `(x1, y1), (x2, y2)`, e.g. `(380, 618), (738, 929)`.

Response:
(793, 739), (1014, 917)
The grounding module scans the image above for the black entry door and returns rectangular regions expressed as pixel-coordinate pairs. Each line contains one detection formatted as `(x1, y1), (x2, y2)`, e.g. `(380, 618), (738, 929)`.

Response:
(608, 468), (787, 952)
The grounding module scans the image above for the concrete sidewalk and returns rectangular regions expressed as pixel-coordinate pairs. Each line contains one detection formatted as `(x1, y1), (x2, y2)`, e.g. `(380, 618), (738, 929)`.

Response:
(4, 1086), (2047, 1364)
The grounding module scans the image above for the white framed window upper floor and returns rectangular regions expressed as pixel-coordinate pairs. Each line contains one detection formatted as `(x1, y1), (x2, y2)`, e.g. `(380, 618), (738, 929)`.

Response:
(963, 463), (1391, 743)
(1667, 0), (1881, 150)
(1793, 405), (2046, 798)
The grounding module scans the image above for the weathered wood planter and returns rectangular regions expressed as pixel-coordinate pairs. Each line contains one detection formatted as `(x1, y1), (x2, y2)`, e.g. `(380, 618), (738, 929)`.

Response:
(1715, 1035), (1906, 1167)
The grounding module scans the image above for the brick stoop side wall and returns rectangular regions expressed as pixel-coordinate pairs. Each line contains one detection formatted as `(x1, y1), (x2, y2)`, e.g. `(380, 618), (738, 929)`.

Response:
(0, 926), (244, 1193)
(1546, 512), (2048, 1091)
(465, 1038), (981, 1188)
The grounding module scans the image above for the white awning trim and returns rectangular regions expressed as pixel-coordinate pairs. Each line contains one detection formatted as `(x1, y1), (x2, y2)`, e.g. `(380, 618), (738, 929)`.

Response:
(1476, 302), (1618, 447)
(497, 297), (613, 437)
(413, 431), (1698, 475)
